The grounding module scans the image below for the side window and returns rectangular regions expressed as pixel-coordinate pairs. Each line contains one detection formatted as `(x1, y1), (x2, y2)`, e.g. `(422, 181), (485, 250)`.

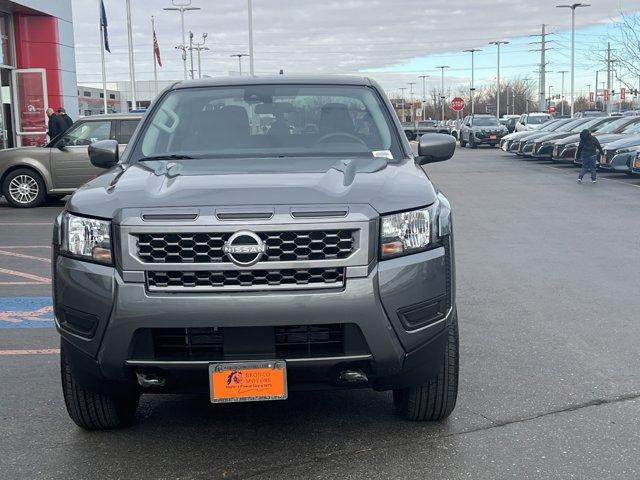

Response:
(60, 121), (112, 146)
(117, 119), (140, 144)
(519, 115), (526, 123)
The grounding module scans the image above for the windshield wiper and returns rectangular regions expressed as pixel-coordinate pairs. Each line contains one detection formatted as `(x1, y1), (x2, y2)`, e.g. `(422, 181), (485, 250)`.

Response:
(139, 154), (197, 161)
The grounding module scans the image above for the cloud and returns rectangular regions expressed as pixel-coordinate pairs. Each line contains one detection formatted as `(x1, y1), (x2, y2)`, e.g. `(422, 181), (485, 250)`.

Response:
(73, 0), (640, 92)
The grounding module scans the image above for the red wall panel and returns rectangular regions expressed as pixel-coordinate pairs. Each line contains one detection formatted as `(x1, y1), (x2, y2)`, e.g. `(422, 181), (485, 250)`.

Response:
(13, 14), (63, 110)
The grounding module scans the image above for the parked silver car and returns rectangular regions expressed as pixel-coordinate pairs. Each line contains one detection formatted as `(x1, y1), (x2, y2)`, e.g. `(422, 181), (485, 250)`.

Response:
(0, 113), (142, 207)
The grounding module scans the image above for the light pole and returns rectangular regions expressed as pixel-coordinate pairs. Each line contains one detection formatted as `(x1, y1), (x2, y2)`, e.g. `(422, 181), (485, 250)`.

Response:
(247, 0), (254, 75)
(556, 3), (590, 117)
(435, 66), (450, 121)
(418, 75), (429, 120)
(548, 85), (554, 110)
(586, 83), (591, 108)
(489, 41), (509, 119)
(463, 49), (481, 114)
(408, 82), (415, 122)
(189, 33), (208, 78)
(164, 0), (201, 80)
(231, 53), (249, 75)
(399, 87), (407, 122)
(558, 70), (568, 116)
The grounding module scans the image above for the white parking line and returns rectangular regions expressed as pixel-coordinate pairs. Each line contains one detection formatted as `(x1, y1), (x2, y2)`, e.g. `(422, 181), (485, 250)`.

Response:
(0, 267), (50, 284)
(545, 165), (640, 188)
(0, 282), (47, 285)
(0, 349), (59, 356)
(0, 249), (50, 263)
(0, 222), (52, 226)
(0, 246), (51, 249)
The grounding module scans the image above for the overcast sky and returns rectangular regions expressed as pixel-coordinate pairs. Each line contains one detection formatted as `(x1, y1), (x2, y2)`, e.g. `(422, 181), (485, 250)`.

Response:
(72, 0), (640, 94)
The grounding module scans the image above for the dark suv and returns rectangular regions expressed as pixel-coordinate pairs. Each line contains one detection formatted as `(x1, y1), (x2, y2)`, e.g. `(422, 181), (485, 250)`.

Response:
(459, 114), (508, 148)
(53, 76), (458, 429)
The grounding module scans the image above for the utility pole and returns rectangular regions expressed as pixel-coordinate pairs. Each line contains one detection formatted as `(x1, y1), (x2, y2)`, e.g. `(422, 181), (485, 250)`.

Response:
(188, 31), (195, 79)
(606, 42), (612, 115)
(557, 3), (590, 116)
(247, 0), (254, 75)
(540, 24), (546, 111)
(463, 48), (481, 114)
(558, 70), (568, 116)
(586, 83), (591, 108)
(408, 82), (415, 122)
(164, 0), (201, 81)
(548, 85), (554, 110)
(418, 75), (429, 120)
(231, 53), (249, 75)
(399, 87), (407, 122)
(489, 41), (509, 119)
(435, 66), (450, 121)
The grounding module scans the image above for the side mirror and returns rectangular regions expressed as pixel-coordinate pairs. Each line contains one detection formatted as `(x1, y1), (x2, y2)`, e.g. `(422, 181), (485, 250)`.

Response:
(89, 139), (119, 168)
(56, 138), (67, 150)
(416, 133), (456, 165)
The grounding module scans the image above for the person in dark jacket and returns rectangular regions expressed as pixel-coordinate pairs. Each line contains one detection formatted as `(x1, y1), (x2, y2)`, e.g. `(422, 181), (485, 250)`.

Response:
(576, 128), (604, 183)
(46, 108), (66, 140)
(57, 107), (73, 130)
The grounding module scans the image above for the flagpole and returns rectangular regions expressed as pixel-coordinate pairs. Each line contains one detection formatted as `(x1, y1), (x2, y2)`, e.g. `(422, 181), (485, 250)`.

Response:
(99, 1), (107, 113)
(126, 0), (137, 110)
(152, 16), (158, 96)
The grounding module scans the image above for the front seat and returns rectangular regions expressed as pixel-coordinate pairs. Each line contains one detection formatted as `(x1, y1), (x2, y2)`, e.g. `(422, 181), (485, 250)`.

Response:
(318, 103), (355, 137)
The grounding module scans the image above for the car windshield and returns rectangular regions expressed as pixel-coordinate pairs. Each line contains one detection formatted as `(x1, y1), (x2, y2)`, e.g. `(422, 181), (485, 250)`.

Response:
(132, 84), (401, 162)
(473, 117), (499, 126)
(528, 115), (550, 124)
(596, 117), (638, 134)
(620, 119), (640, 133)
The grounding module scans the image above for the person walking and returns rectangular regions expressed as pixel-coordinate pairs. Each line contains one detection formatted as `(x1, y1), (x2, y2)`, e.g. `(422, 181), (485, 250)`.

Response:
(576, 129), (604, 184)
(57, 107), (73, 130)
(46, 108), (66, 140)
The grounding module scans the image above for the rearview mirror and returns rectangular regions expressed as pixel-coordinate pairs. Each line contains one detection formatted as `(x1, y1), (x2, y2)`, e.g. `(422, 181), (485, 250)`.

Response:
(416, 133), (456, 165)
(89, 139), (119, 168)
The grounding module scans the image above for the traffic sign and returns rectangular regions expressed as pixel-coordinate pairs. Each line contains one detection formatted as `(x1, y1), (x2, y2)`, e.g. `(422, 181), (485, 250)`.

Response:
(450, 97), (465, 111)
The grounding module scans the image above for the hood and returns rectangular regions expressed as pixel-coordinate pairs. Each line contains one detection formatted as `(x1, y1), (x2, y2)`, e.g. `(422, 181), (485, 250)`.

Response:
(595, 133), (627, 147)
(471, 125), (505, 132)
(601, 135), (640, 151)
(554, 133), (581, 146)
(533, 132), (576, 143)
(503, 131), (537, 141)
(520, 131), (559, 142)
(67, 157), (438, 219)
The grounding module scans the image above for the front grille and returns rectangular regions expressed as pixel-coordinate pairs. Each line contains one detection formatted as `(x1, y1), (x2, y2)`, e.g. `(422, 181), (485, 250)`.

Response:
(145, 324), (361, 360)
(147, 267), (345, 291)
(136, 230), (355, 263)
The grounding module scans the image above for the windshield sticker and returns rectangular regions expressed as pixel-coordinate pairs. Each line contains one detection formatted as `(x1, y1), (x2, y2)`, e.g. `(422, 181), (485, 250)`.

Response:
(372, 150), (393, 159)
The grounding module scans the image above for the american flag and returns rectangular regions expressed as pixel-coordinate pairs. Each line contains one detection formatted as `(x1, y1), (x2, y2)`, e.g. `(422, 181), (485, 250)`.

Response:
(153, 23), (162, 67)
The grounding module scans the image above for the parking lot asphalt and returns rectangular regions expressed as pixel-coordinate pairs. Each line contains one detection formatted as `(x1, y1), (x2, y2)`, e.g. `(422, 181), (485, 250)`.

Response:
(1, 149), (640, 479)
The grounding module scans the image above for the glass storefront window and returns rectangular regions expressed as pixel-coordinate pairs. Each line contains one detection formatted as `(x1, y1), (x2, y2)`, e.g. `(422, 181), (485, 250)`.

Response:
(0, 14), (13, 67)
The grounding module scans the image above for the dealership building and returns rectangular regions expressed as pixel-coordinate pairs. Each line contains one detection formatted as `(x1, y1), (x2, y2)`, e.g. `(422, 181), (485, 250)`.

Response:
(0, 0), (77, 148)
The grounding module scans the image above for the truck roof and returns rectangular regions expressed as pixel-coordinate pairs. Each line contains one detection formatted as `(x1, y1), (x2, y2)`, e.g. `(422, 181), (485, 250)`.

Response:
(171, 75), (374, 89)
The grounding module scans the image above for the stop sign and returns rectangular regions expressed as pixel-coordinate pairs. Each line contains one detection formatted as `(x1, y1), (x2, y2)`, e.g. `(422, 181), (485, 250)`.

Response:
(450, 97), (465, 111)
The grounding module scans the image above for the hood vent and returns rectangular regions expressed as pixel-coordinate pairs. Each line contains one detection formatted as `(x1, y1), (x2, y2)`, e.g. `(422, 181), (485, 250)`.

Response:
(290, 209), (348, 218)
(141, 212), (199, 221)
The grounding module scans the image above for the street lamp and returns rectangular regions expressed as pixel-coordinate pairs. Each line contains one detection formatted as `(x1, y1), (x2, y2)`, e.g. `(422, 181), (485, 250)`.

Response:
(399, 87), (407, 122)
(164, 0), (201, 80)
(489, 41), (509, 119)
(463, 49), (481, 114)
(556, 3), (590, 117)
(558, 70), (568, 116)
(189, 33), (209, 79)
(408, 82), (416, 122)
(435, 66), (450, 121)
(231, 53), (250, 75)
(418, 75), (429, 119)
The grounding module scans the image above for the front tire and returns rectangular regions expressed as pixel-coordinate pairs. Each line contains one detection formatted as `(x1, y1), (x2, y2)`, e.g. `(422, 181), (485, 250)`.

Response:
(470, 136), (477, 149)
(459, 136), (467, 148)
(393, 310), (459, 421)
(2, 168), (46, 208)
(61, 347), (139, 430)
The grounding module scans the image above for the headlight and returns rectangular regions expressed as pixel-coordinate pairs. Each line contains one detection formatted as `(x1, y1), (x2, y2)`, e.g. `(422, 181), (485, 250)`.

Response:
(61, 212), (112, 264)
(380, 198), (450, 259)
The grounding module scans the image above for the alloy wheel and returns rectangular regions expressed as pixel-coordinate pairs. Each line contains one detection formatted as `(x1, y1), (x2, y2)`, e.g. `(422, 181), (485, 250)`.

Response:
(8, 174), (39, 204)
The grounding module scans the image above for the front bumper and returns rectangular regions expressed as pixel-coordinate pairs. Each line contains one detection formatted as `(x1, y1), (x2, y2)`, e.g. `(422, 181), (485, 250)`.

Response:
(54, 240), (455, 394)
(599, 152), (634, 173)
(532, 144), (554, 159)
(551, 146), (577, 163)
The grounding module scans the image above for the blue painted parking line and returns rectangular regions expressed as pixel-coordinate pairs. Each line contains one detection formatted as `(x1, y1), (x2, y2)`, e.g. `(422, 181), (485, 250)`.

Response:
(0, 297), (54, 328)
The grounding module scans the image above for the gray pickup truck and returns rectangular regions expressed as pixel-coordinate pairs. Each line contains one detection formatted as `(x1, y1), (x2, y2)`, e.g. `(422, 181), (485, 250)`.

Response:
(53, 76), (458, 429)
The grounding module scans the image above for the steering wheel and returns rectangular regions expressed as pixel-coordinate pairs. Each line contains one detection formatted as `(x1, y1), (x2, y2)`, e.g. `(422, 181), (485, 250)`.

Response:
(314, 132), (368, 147)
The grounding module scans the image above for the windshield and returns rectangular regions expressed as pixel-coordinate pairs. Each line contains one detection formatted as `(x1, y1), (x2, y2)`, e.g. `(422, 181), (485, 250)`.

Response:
(596, 117), (638, 134)
(620, 119), (640, 133)
(473, 117), (499, 126)
(527, 115), (550, 125)
(132, 84), (401, 162)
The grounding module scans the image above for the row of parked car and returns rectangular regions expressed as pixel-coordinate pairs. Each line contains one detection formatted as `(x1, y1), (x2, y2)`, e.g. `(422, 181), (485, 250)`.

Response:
(498, 114), (640, 176)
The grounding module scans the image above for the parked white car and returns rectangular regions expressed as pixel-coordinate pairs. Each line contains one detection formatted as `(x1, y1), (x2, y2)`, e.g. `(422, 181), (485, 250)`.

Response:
(515, 112), (552, 132)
